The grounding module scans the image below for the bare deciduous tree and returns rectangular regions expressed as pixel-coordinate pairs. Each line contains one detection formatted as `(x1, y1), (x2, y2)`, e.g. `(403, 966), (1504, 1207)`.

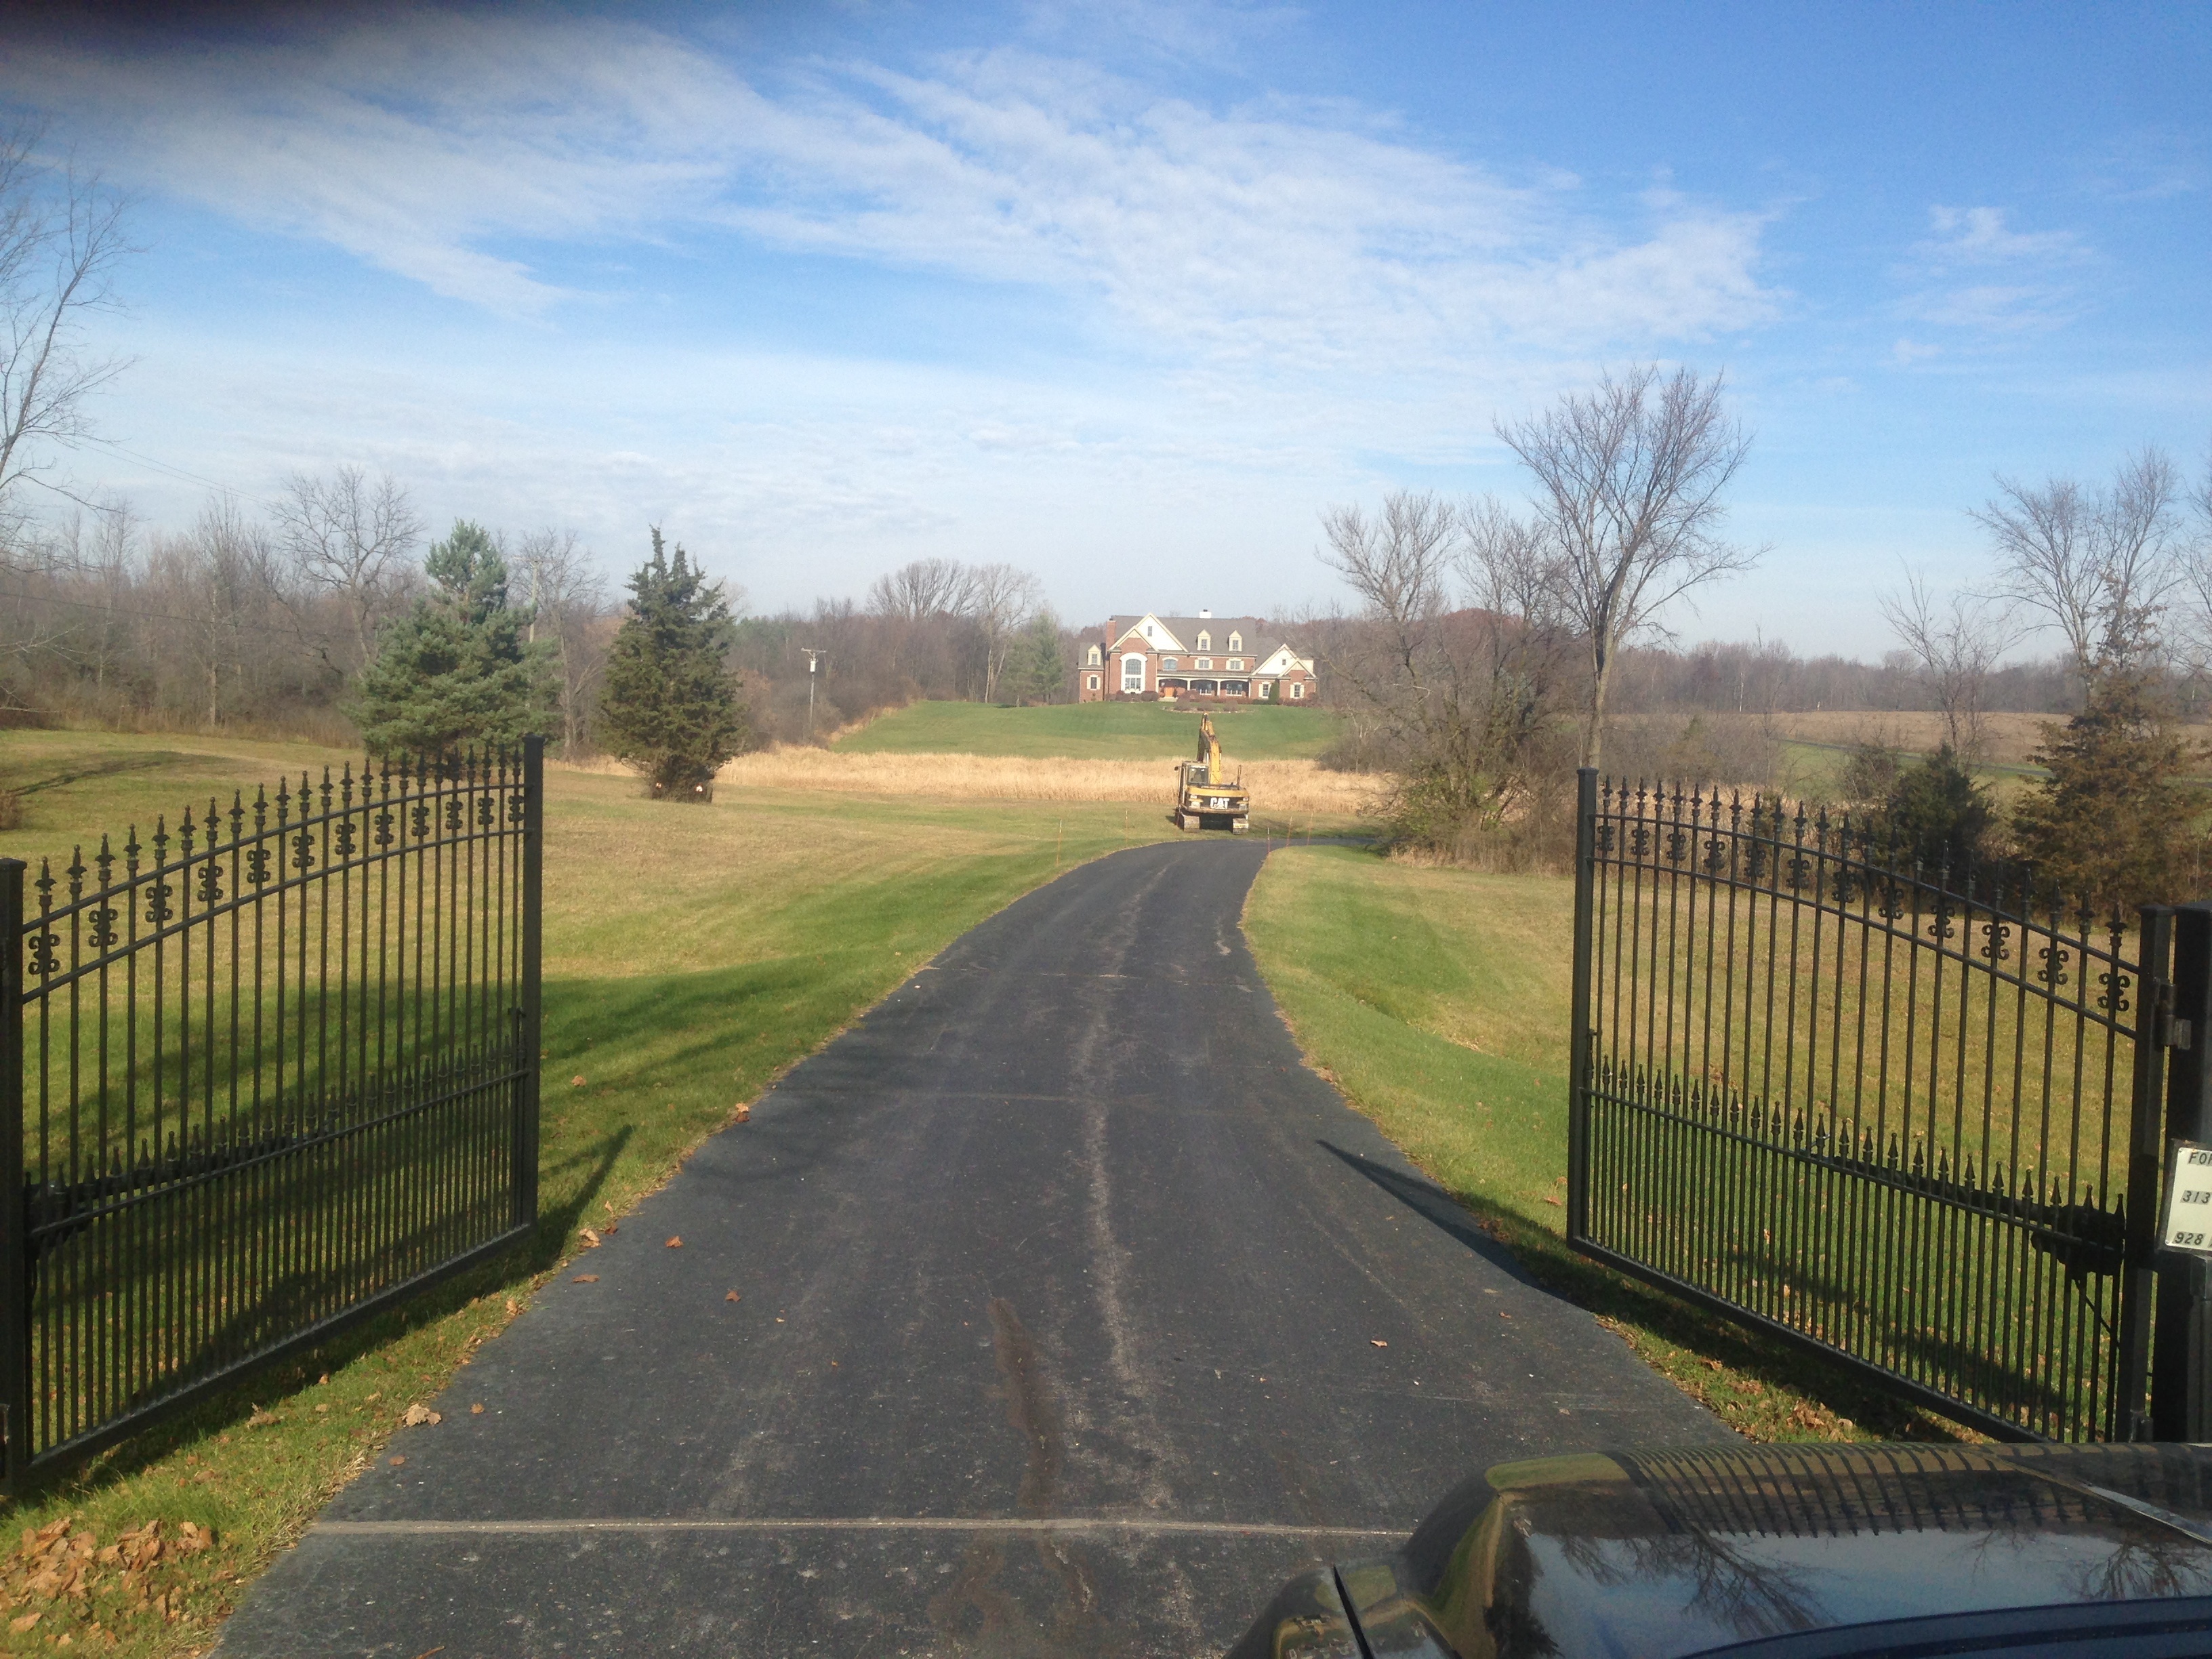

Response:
(1319, 490), (1568, 851)
(272, 466), (422, 671)
(1877, 569), (2021, 761)
(1972, 447), (2182, 680)
(2177, 445), (2212, 676)
(0, 119), (132, 564)
(965, 561), (1044, 704)
(510, 527), (621, 756)
(155, 496), (281, 729)
(1496, 363), (1757, 769)
(865, 557), (977, 623)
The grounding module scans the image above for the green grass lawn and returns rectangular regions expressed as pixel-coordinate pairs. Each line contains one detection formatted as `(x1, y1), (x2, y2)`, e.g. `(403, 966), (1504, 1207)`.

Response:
(0, 730), (1273, 1657)
(1242, 844), (1973, 1447)
(833, 698), (1341, 758)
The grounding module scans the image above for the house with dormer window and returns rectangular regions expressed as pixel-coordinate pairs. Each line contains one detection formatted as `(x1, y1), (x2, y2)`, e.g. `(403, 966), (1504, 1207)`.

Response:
(1077, 611), (1319, 703)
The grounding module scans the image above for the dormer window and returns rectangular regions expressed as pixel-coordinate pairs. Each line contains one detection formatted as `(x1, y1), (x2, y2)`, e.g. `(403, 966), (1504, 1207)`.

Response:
(1229, 632), (1242, 651)
(1196, 631), (1211, 650)
(1086, 644), (1101, 665)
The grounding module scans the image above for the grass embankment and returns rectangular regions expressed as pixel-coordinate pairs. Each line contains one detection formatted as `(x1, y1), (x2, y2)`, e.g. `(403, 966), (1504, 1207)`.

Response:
(0, 731), (1375, 1656)
(834, 697), (1340, 758)
(1242, 844), (1973, 1446)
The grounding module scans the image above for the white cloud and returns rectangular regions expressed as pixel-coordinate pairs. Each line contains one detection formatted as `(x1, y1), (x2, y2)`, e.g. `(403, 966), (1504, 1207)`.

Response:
(1893, 205), (2092, 340)
(1919, 205), (2088, 266)
(3, 11), (1780, 369)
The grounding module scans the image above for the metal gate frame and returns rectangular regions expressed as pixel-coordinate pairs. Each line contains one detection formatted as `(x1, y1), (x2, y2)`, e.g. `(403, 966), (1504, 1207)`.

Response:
(1564, 767), (2200, 1442)
(0, 738), (543, 1486)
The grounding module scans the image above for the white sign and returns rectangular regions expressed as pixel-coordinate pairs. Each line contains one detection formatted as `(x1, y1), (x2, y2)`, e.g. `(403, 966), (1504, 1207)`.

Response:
(2163, 1142), (2212, 1252)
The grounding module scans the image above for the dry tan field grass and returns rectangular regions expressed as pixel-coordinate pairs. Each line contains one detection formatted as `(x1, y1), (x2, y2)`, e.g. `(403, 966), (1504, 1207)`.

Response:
(695, 747), (1383, 815)
(1769, 708), (2212, 769)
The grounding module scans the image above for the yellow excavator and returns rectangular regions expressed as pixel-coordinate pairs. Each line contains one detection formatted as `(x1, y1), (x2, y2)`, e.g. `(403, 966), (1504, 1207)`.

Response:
(1175, 714), (1251, 833)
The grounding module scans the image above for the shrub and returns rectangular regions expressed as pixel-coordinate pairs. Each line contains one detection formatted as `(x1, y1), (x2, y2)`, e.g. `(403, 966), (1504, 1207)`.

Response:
(2013, 659), (2205, 910)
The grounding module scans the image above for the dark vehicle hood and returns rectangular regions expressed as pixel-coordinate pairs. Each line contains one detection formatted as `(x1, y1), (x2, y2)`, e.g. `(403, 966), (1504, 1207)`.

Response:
(1231, 1442), (2212, 1659)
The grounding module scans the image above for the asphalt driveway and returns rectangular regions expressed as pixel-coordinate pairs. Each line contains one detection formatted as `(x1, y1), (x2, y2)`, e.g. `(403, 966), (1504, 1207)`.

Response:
(218, 838), (1717, 1658)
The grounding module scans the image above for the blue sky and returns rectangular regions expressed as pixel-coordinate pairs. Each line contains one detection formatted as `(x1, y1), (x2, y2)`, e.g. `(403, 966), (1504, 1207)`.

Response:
(7, 0), (2209, 655)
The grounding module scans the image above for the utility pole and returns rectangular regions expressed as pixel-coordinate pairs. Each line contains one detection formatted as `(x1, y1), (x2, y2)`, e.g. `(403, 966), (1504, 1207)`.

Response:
(802, 648), (824, 741)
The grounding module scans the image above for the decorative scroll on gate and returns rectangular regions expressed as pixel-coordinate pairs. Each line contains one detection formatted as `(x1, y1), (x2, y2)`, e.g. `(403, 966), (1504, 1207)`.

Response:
(0, 739), (543, 1483)
(1565, 770), (2177, 1442)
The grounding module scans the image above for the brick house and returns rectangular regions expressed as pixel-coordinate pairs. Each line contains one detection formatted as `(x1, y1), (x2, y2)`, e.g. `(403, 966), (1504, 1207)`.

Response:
(1076, 611), (1319, 704)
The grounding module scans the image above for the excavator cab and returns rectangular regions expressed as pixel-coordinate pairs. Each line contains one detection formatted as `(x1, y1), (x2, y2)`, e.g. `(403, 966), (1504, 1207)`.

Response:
(1175, 714), (1252, 833)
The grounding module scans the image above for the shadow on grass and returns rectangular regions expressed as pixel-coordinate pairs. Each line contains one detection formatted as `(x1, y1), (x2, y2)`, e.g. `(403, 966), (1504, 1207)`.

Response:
(9, 1124), (634, 1509)
(1329, 1135), (1975, 1444)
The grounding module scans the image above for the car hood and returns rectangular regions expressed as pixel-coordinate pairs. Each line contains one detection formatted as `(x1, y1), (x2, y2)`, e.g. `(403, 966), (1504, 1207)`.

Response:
(1230, 1441), (2212, 1659)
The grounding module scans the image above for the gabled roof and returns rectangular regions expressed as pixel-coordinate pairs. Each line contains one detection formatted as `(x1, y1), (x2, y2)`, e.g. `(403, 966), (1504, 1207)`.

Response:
(1104, 615), (1273, 655)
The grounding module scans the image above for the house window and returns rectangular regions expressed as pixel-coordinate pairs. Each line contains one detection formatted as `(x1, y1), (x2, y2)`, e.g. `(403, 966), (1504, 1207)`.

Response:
(1086, 674), (1099, 691)
(1227, 657), (1244, 671)
(1289, 681), (1304, 699)
(1257, 681), (1272, 699)
(1121, 654), (1145, 693)
(1196, 631), (1211, 650)
(1086, 644), (1101, 666)
(1229, 632), (1242, 651)
(1195, 657), (1211, 670)
(1161, 656), (1178, 671)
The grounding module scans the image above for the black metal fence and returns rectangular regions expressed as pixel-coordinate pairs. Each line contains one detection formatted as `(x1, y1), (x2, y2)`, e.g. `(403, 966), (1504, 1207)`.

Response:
(1566, 770), (2190, 1442)
(0, 740), (542, 1484)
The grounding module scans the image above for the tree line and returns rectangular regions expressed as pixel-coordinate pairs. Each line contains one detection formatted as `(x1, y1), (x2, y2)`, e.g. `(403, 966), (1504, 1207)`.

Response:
(1317, 362), (2212, 911)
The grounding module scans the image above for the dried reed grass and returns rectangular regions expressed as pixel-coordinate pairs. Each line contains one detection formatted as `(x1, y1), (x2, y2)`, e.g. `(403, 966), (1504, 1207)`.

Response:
(684, 747), (1385, 814)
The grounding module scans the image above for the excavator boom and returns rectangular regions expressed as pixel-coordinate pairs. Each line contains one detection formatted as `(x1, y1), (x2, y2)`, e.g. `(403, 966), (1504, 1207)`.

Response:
(1175, 712), (1250, 832)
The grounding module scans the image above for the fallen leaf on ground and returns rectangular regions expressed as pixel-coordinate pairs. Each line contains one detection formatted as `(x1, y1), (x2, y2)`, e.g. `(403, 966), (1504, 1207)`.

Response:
(665, 1236), (683, 1248)
(1542, 1195), (1563, 1206)
(471, 1404), (485, 1414)
(571, 1076), (586, 1088)
(318, 1372), (330, 1385)
(246, 1409), (278, 1428)
(388, 1456), (406, 1466)
(401, 1404), (441, 1427)
(1370, 1339), (1388, 1348)
(725, 1291), (740, 1303)
(10, 1612), (40, 1633)
(572, 1274), (599, 1284)
(734, 1104), (751, 1122)
(504, 1298), (519, 1315)
(1498, 1311), (1512, 1319)
(579, 1228), (600, 1248)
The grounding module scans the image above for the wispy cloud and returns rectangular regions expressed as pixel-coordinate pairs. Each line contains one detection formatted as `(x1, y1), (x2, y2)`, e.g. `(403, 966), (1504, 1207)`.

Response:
(1918, 205), (2088, 267)
(4, 9), (1780, 375)
(1893, 205), (2091, 340)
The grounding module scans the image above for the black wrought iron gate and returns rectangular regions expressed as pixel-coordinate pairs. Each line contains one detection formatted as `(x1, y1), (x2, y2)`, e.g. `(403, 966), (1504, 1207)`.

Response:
(0, 740), (543, 1484)
(1565, 769), (2191, 1442)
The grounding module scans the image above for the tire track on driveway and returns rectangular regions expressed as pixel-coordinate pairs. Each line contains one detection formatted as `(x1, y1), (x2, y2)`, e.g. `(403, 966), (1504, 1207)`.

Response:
(218, 839), (1721, 1658)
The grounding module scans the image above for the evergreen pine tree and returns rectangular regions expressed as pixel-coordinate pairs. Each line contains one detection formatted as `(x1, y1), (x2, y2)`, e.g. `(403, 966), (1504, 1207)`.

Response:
(1877, 745), (1994, 874)
(1008, 611), (1065, 704)
(352, 520), (556, 756)
(598, 529), (747, 799)
(2013, 655), (2203, 910)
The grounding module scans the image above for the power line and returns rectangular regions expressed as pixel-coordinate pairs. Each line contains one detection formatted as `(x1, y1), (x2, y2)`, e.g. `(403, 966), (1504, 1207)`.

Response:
(56, 436), (286, 514)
